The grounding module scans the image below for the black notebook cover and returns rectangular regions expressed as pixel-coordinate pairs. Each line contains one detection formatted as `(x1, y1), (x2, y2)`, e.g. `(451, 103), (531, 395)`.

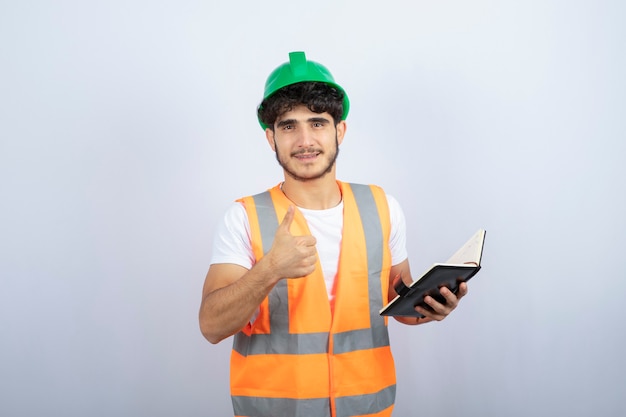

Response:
(380, 229), (486, 318)
(379, 264), (481, 317)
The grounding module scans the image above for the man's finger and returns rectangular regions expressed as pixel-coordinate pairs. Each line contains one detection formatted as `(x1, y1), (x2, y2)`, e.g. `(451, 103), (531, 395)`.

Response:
(457, 282), (469, 299)
(277, 205), (295, 234)
(295, 235), (317, 247)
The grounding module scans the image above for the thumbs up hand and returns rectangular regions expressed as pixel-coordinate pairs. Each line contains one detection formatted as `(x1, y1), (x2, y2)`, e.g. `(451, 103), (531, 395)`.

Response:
(266, 205), (318, 280)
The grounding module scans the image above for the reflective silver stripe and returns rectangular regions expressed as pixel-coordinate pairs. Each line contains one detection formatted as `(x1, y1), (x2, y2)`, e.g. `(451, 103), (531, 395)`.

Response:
(332, 326), (390, 355)
(232, 396), (331, 417)
(232, 385), (396, 417)
(334, 385), (396, 417)
(233, 331), (329, 356)
(256, 191), (288, 331)
(348, 183), (386, 329)
(233, 316), (389, 357)
(251, 191), (279, 256)
(253, 191), (289, 328)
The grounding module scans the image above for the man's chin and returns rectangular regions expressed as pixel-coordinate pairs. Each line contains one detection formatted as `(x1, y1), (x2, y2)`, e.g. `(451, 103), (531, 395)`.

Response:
(283, 165), (335, 182)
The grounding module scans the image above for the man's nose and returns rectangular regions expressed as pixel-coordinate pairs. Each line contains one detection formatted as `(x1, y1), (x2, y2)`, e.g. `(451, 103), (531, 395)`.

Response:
(295, 127), (315, 147)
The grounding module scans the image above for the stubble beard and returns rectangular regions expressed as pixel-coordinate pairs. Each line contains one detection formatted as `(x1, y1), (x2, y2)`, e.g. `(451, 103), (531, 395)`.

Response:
(274, 136), (340, 182)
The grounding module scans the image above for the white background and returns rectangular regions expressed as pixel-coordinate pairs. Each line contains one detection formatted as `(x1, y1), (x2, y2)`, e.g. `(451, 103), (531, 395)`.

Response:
(1, 1), (624, 416)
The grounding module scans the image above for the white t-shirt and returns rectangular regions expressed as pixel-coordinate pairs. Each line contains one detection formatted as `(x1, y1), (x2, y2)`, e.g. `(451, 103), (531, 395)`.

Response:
(210, 194), (408, 303)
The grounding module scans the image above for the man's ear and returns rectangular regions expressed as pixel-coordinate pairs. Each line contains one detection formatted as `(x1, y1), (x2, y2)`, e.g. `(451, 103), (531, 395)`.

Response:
(336, 120), (347, 146)
(265, 128), (276, 151)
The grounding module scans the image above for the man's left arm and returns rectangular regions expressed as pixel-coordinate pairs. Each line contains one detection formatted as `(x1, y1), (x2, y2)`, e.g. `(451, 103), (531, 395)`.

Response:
(387, 259), (469, 326)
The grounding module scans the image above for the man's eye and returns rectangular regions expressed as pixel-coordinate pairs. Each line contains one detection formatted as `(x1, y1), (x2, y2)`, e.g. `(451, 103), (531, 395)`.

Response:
(313, 122), (324, 127)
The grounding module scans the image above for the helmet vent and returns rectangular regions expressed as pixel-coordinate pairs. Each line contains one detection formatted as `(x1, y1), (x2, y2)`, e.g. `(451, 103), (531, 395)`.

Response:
(289, 51), (308, 77)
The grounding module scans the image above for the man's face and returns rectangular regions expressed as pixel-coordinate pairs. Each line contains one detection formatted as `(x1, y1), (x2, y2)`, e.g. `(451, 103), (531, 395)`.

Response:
(266, 105), (346, 182)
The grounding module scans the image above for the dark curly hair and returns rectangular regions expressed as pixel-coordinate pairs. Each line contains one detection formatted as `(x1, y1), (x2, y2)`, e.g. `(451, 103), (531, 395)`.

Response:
(257, 82), (344, 130)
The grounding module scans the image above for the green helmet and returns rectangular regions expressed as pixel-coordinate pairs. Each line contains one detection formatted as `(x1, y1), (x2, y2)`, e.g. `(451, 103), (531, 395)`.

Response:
(257, 51), (350, 130)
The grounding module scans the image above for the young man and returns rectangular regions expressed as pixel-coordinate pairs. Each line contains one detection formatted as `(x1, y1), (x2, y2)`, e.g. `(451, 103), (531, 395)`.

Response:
(199, 51), (468, 417)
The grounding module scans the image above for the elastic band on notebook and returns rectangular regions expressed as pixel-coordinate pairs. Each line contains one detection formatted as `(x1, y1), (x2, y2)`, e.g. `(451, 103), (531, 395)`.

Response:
(393, 275), (410, 297)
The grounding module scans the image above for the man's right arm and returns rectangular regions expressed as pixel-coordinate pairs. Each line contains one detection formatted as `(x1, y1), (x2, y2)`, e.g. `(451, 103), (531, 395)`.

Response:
(199, 205), (317, 344)
(198, 259), (281, 344)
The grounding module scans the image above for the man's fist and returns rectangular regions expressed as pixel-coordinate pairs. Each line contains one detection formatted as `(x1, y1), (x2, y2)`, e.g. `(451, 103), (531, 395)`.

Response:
(267, 205), (318, 279)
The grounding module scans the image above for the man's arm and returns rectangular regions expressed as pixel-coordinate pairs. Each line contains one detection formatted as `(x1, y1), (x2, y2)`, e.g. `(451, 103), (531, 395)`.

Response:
(199, 206), (317, 344)
(388, 259), (468, 326)
(199, 260), (282, 344)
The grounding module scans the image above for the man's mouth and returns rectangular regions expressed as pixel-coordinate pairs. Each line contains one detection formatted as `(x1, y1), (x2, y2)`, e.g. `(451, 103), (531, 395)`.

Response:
(292, 150), (322, 160)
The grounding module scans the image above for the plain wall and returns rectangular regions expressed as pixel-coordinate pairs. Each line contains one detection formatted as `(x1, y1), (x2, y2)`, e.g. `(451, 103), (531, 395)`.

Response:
(1, 1), (624, 416)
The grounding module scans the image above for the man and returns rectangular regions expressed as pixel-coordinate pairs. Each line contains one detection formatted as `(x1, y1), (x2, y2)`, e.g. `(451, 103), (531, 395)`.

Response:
(199, 51), (468, 417)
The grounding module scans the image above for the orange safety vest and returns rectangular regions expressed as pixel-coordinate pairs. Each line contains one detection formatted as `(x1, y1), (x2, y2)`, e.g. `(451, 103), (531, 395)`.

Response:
(231, 181), (396, 417)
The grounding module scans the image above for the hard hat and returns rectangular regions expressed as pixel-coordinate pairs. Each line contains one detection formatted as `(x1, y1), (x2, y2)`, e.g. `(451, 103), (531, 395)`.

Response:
(258, 51), (350, 130)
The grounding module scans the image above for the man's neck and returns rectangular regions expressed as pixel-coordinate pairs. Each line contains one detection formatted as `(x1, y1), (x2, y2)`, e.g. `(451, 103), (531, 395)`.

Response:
(281, 175), (342, 210)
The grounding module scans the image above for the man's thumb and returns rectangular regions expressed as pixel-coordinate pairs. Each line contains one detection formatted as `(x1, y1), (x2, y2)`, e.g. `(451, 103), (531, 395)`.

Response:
(278, 205), (295, 234)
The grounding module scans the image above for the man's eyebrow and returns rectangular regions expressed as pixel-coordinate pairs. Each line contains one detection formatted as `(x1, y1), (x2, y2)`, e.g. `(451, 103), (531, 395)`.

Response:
(276, 119), (297, 128)
(308, 117), (331, 124)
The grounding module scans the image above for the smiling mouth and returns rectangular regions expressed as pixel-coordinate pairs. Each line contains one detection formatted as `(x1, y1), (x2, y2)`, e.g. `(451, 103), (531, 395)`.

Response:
(292, 150), (322, 160)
